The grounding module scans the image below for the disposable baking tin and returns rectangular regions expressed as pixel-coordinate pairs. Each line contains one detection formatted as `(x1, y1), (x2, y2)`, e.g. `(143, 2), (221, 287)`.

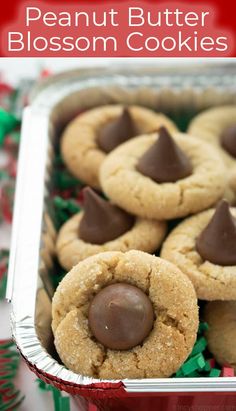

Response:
(7, 63), (236, 410)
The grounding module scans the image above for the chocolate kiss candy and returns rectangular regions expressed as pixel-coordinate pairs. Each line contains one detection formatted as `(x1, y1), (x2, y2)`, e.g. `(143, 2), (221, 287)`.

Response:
(79, 187), (134, 244)
(136, 127), (193, 183)
(97, 108), (137, 153)
(88, 283), (154, 350)
(221, 125), (236, 158)
(196, 200), (236, 266)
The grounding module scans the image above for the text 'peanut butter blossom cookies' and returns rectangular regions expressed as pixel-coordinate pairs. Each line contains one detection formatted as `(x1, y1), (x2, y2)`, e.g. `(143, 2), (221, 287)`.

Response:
(204, 301), (236, 373)
(100, 127), (226, 220)
(161, 200), (236, 300)
(188, 105), (236, 167)
(61, 105), (177, 189)
(56, 187), (167, 270)
(52, 250), (198, 379)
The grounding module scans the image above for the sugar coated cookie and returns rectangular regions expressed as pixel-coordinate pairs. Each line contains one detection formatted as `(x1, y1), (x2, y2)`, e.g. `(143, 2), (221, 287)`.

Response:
(56, 187), (167, 270)
(161, 201), (236, 300)
(52, 250), (198, 379)
(100, 128), (226, 220)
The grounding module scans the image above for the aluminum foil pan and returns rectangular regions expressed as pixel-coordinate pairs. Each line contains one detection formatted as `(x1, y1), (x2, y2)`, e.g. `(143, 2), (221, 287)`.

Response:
(6, 63), (236, 401)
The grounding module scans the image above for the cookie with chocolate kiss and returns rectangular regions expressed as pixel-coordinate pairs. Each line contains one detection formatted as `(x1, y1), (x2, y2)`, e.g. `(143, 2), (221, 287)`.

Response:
(52, 250), (198, 379)
(161, 201), (236, 300)
(188, 105), (236, 167)
(100, 129), (225, 220)
(56, 188), (167, 270)
(137, 127), (193, 183)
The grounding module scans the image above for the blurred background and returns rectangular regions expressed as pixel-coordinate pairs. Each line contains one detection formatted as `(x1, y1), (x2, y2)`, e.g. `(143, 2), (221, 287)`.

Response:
(1, 57), (235, 85)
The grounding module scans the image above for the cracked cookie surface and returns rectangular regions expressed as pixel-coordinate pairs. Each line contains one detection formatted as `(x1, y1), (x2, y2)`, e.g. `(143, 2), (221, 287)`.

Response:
(52, 250), (198, 379)
(61, 105), (177, 189)
(100, 132), (226, 220)
(188, 105), (236, 167)
(161, 208), (236, 300)
(56, 212), (167, 270)
(204, 301), (236, 372)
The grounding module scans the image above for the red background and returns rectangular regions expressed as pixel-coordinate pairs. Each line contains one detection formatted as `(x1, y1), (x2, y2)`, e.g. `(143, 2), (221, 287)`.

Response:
(0, 0), (235, 57)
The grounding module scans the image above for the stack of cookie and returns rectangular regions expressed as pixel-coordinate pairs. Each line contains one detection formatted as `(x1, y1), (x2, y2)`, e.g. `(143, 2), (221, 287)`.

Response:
(57, 105), (177, 268)
(52, 103), (236, 380)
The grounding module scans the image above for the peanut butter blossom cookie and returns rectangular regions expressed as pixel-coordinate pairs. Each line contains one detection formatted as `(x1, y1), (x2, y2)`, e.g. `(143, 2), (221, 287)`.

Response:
(52, 250), (198, 379)
(61, 105), (177, 188)
(56, 187), (167, 270)
(100, 127), (226, 220)
(204, 301), (236, 372)
(161, 200), (236, 300)
(188, 105), (236, 167)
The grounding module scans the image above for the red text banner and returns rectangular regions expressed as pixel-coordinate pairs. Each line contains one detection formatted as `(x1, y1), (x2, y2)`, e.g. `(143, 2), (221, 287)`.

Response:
(1, 0), (234, 57)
